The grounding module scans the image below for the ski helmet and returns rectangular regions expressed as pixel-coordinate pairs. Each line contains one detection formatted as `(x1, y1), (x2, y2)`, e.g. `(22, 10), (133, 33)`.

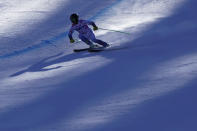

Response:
(70, 13), (79, 23)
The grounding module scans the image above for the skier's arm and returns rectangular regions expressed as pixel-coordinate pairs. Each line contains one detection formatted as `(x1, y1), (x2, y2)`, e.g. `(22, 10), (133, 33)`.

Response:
(84, 20), (98, 30)
(68, 27), (75, 43)
(68, 28), (74, 40)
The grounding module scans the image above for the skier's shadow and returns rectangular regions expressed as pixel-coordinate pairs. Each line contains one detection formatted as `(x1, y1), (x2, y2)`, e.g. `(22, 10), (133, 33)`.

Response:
(10, 41), (160, 78)
(10, 51), (99, 77)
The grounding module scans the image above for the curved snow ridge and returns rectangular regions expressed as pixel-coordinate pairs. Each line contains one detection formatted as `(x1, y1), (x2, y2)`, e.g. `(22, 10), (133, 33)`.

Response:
(0, 56), (112, 90)
(0, 0), (124, 60)
(0, 55), (113, 112)
(55, 53), (197, 131)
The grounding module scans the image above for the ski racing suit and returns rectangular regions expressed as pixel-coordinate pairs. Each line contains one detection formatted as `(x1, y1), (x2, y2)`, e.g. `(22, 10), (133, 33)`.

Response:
(68, 19), (108, 47)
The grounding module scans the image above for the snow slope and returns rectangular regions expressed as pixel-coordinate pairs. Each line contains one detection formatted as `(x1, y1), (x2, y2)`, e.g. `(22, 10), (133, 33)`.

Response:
(0, 0), (197, 130)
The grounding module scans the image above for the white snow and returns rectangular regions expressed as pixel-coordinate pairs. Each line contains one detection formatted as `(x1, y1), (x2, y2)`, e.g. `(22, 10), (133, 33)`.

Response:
(0, 0), (197, 131)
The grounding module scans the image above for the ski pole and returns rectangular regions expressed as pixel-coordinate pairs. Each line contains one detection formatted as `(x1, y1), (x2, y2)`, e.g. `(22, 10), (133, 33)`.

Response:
(98, 27), (131, 35)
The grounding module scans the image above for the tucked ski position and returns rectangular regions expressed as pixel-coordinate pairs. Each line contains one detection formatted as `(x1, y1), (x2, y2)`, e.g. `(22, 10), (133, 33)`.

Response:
(68, 13), (109, 50)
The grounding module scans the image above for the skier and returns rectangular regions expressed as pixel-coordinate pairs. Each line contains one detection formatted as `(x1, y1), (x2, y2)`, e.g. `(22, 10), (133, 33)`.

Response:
(68, 13), (109, 49)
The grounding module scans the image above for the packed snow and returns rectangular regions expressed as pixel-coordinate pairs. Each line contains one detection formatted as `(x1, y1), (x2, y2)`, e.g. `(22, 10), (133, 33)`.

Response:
(0, 0), (197, 131)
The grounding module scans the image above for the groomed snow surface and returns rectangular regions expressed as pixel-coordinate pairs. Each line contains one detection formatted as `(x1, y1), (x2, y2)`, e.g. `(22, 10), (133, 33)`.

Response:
(0, 0), (197, 131)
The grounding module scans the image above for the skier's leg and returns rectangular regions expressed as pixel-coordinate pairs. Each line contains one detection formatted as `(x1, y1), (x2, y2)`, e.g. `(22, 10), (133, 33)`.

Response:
(79, 34), (93, 46)
(89, 33), (109, 47)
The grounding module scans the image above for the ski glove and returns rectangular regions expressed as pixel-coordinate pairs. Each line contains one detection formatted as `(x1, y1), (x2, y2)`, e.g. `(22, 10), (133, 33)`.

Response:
(93, 26), (98, 31)
(70, 39), (75, 43)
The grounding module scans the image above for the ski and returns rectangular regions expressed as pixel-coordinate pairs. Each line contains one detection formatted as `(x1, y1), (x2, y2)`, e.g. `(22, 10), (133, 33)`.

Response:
(73, 48), (90, 52)
(88, 47), (105, 52)
(73, 46), (105, 53)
